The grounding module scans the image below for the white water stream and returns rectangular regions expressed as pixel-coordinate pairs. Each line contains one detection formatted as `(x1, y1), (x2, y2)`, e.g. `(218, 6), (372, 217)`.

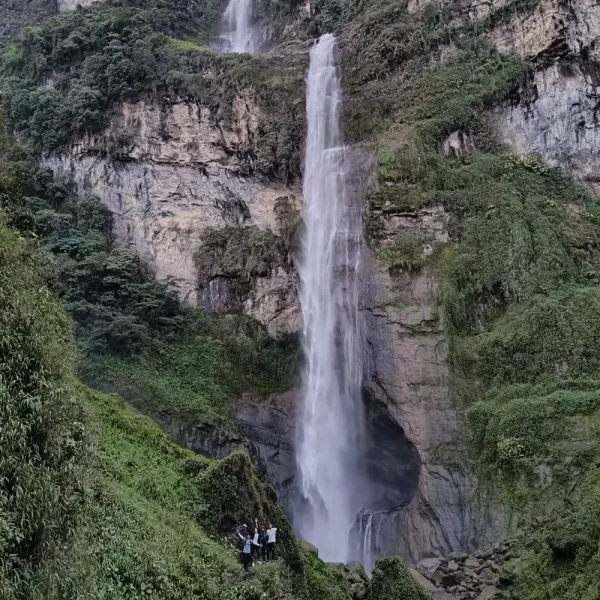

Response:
(295, 33), (370, 565)
(221, 0), (253, 53)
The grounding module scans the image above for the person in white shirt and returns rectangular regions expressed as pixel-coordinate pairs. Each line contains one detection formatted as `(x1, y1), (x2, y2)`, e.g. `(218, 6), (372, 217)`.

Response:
(265, 523), (277, 561)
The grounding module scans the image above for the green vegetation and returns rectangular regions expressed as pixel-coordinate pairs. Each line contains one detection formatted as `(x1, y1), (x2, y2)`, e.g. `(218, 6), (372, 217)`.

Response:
(56, 389), (351, 600)
(195, 225), (290, 291)
(0, 118), (299, 435)
(0, 0), (305, 180)
(370, 557), (430, 600)
(0, 223), (87, 598)
(504, 463), (600, 600)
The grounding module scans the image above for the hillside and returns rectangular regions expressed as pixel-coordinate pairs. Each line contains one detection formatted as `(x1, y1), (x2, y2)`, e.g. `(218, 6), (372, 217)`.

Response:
(1, 0), (600, 599)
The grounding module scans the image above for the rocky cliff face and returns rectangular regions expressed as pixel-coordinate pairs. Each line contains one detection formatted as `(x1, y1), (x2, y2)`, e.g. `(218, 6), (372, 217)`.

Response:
(485, 0), (600, 191)
(361, 202), (473, 564)
(410, 0), (600, 194)
(44, 96), (301, 336)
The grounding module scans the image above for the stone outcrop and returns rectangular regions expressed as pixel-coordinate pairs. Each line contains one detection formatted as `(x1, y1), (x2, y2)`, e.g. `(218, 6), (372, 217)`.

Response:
(485, 0), (600, 59)
(233, 393), (298, 510)
(44, 97), (301, 335)
(488, 1), (600, 193)
(495, 61), (600, 191)
(407, 0), (600, 61)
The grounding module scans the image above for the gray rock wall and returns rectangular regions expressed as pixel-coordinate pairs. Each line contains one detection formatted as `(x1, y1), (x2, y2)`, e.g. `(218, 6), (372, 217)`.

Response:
(44, 97), (301, 336)
(360, 206), (474, 564)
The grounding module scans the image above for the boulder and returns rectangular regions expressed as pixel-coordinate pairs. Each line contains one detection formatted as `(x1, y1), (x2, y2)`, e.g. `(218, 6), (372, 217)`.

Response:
(449, 551), (469, 563)
(476, 586), (500, 600)
(446, 560), (460, 573)
(346, 562), (370, 584)
(480, 568), (498, 584)
(417, 557), (443, 579)
(409, 567), (439, 591)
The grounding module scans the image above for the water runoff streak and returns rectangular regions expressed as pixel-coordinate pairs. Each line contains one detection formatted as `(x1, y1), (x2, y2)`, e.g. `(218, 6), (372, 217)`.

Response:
(295, 33), (371, 565)
(221, 0), (253, 53)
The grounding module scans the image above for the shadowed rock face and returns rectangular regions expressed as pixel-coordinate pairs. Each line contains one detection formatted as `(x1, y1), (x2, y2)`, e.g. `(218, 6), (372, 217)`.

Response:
(363, 392), (421, 512)
(360, 245), (474, 564)
(234, 393), (298, 511)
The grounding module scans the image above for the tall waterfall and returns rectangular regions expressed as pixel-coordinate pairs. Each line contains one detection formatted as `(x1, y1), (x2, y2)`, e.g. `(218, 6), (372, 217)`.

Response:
(295, 33), (370, 564)
(221, 0), (253, 53)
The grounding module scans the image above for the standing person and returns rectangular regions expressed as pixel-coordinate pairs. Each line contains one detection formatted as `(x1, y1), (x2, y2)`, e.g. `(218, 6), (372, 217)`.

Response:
(251, 527), (261, 560)
(266, 523), (277, 561)
(237, 529), (253, 571)
(258, 526), (268, 561)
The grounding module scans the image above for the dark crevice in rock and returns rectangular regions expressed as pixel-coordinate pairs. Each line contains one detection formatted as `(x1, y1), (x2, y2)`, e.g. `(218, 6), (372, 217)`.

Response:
(362, 387), (421, 512)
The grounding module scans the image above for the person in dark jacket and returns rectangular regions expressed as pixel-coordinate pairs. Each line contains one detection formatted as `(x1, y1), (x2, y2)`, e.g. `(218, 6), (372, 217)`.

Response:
(257, 526), (268, 561)
(251, 527), (262, 559)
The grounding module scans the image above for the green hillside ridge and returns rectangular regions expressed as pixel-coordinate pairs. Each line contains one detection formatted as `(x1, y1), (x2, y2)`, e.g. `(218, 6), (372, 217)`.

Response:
(0, 119), (299, 437)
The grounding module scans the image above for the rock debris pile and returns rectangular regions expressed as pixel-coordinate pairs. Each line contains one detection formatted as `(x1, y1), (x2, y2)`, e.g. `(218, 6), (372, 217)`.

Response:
(415, 540), (516, 600)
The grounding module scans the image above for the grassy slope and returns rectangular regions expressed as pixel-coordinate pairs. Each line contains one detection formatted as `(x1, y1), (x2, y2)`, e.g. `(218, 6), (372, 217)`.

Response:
(50, 387), (350, 600)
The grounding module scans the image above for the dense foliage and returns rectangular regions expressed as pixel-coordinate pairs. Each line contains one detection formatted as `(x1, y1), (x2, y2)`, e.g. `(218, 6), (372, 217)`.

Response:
(0, 121), (298, 435)
(0, 223), (87, 598)
(0, 0), (305, 180)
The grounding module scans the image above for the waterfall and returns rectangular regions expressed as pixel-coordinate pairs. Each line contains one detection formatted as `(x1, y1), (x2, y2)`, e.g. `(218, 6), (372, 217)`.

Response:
(295, 33), (369, 565)
(355, 511), (379, 574)
(221, 0), (253, 53)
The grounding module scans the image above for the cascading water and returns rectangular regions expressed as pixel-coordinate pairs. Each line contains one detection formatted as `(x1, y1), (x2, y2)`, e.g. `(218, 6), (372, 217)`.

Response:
(295, 33), (371, 565)
(220, 0), (253, 53)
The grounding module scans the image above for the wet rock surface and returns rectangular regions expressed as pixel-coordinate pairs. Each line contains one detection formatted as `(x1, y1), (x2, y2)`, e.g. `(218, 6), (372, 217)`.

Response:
(360, 206), (477, 563)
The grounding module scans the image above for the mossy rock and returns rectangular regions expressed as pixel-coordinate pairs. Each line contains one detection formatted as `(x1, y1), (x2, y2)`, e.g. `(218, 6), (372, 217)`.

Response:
(195, 451), (302, 570)
(371, 557), (431, 600)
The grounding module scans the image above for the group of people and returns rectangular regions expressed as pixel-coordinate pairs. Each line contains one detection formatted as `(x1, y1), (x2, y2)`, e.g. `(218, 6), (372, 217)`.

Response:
(237, 519), (278, 570)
